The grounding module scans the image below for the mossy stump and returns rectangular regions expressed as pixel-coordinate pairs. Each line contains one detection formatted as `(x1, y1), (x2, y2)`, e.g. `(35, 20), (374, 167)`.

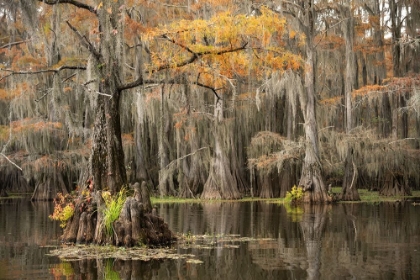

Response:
(61, 182), (176, 247)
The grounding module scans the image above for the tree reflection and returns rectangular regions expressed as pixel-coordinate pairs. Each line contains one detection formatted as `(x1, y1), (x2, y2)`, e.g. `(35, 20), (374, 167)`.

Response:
(2, 200), (420, 279)
(299, 204), (329, 280)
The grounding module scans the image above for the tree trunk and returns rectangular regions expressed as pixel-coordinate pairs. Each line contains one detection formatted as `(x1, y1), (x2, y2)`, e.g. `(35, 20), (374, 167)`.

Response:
(201, 132), (241, 199)
(90, 95), (108, 192)
(158, 85), (177, 197)
(31, 171), (68, 201)
(132, 35), (153, 186)
(201, 98), (241, 199)
(299, 7), (330, 203)
(372, 0), (386, 85)
(340, 149), (360, 201)
(380, 172), (411, 196)
(88, 1), (127, 194)
(340, 4), (360, 201)
(257, 171), (275, 198)
(175, 84), (207, 198)
(390, 0), (402, 77)
(89, 88), (127, 194)
(0, 166), (32, 194)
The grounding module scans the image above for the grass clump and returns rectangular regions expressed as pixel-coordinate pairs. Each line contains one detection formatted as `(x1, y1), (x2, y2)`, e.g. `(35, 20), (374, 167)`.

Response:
(102, 188), (127, 237)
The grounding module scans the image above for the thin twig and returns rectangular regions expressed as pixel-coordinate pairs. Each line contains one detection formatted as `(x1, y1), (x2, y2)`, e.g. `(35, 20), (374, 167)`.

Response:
(388, 138), (418, 145)
(163, 147), (209, 170)
(0, 40), (30, 49)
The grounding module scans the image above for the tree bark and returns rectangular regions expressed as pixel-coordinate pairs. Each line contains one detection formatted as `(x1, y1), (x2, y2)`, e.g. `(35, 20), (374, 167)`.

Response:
(31, 171), (69, 201)
(340, 4), (360, 201)
(87, 1), (127, 194)
(201, 98), (241, 199)
(340, 149), (360, 201)
(158, 85), (176, 197)
(390, 0), (402, 77)
(0, 166), (32, 195)
(380, 172), (411, 197)
(61, 183), (175, 246)
(298, 2), (330, 203)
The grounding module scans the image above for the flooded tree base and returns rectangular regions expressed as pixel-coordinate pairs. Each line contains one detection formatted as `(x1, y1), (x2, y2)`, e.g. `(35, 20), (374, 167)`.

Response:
(380, 173), (412, 197)
(61, 182), (176, 247)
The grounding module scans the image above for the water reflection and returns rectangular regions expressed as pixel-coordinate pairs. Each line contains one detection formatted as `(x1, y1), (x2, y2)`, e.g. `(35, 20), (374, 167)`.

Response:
(0, 198), (62, 279)
(1, 199), (420, 279)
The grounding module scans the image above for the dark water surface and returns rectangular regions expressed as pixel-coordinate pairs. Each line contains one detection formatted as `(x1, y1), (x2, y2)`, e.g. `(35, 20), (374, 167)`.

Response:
(1, 198), (419, 279)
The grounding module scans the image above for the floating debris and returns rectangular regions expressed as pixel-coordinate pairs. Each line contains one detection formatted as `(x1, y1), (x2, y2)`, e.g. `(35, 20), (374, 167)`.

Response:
(47, 244), (197, 262)
(47, 234), (276, 264)
(186, 258), (204, 264)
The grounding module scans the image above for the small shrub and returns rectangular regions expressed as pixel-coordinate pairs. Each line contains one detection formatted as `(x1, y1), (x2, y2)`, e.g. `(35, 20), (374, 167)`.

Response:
(49, 193), (75, 228)
(284, 185), (304, 204)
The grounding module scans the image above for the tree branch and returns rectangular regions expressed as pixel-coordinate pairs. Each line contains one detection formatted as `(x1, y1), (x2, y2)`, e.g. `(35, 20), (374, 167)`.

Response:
(192, 81), (222, 100)
(0, 40), (30, 49)
(162, 147), (209, 170)
(38, 0), (96, 15)
(0, 65), (86, 82)
(271, 3), (308, 37)
(279, 0), (305, 12)
(0, 153), (22, 171)
(65, 21), (101, 60)
(119, 41), (248, 92)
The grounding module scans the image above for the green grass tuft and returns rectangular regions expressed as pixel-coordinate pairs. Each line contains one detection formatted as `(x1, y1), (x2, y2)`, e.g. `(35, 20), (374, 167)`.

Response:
(102, 188), (127, 237)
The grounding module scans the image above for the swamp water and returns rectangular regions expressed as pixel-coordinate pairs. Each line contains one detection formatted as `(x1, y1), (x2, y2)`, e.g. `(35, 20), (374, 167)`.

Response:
(0, 198), (419, 279)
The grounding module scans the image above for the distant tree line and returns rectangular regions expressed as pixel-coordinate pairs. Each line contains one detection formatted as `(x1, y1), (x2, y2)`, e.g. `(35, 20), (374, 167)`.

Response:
(0, 0), (419, 202)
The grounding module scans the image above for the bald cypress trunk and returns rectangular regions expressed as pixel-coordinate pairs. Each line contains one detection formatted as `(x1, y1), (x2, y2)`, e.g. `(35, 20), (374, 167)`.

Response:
(299, 17), (330, 203)
(44, 0), (174, 246)
(201, 98), (241, 199)
(340, 4), (360, 201)
(380, 172), (411, 197)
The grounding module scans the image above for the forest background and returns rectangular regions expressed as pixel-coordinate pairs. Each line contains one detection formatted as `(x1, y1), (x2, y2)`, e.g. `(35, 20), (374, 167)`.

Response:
(0, 0), (420, 202)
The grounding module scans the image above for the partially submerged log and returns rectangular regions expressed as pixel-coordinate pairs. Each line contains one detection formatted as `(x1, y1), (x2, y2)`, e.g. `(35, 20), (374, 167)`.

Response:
(61, 181), (175, 247)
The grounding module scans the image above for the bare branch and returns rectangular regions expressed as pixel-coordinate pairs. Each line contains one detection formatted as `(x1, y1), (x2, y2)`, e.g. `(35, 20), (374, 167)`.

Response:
(161, 4), (188, 9)
(38, 0), (96, 14)
(0, 40), (30, 49)
(0, 153), (22, 171)
(192, 81), (223, 100)
(0, 65), (86, 82)
(271, 3), (308, 37)
(62, 73), (77, 83)
(279, 0), (305, 12)
(81, 83), (112, 98)
(34, 89), (51, 102)
(388, 138), (418, 145)
(162, 147), (209, 170)
(66, 21), (101, 59)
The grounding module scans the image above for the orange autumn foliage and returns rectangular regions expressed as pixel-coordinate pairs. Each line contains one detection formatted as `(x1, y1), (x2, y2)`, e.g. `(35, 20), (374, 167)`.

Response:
(11, 118), (63, 133)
